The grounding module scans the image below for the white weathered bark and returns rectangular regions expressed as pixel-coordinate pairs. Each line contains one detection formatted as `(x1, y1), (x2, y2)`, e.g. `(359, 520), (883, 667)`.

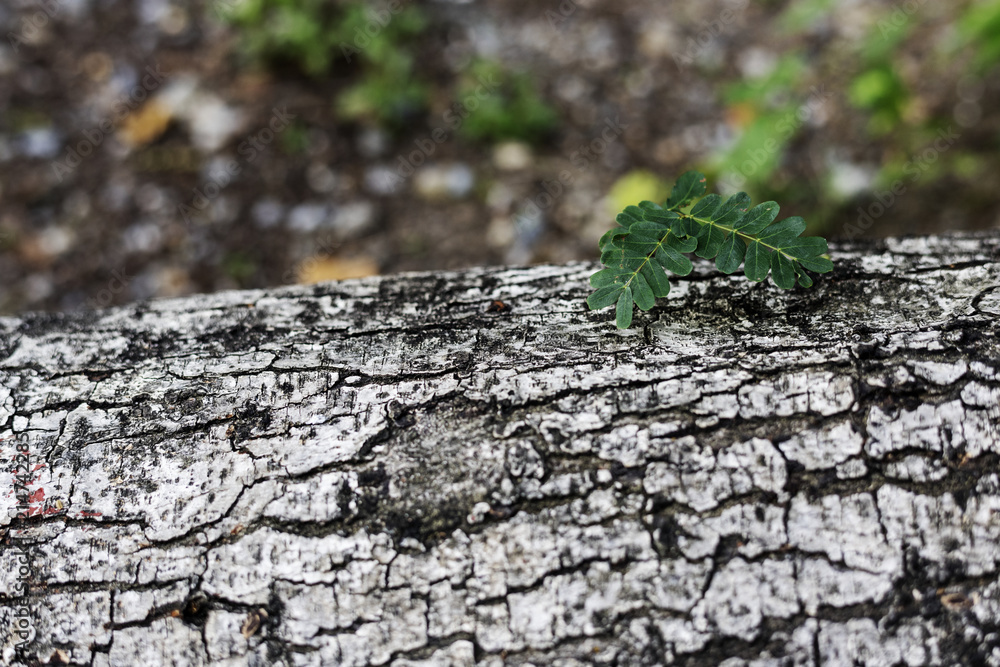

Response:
(1, 232), (999, 666)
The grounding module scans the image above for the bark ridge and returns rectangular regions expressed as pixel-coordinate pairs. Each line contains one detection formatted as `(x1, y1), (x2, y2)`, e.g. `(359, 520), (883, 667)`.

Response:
(1, 233), (999, 666)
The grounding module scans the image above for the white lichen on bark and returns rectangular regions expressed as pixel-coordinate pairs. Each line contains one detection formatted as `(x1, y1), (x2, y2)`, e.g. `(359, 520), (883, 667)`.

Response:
(1, 232), (999, 666)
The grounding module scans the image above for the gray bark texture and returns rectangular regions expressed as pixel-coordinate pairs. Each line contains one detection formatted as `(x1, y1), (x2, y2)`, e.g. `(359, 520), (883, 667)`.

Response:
(2, 231), (1000, 667)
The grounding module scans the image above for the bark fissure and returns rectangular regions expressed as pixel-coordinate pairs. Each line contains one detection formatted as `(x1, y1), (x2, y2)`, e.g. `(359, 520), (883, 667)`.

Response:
(1, 232), (999, 666)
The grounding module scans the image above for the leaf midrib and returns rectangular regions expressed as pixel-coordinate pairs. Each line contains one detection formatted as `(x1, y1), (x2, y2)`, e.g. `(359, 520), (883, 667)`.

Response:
(682, 211), (796, 260)
(616, 227), (678, 292)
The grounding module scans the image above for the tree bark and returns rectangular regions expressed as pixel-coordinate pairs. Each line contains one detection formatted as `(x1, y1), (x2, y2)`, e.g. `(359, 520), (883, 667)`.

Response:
(2, 231), (999, 666)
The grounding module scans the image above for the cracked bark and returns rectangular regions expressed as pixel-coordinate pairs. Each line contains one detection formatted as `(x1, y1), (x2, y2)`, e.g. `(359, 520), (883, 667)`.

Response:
(1, 232), (999, 667)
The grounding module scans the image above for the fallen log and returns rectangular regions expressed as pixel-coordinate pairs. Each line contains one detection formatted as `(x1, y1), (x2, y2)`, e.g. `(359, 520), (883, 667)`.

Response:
(1, 231), (999, 666)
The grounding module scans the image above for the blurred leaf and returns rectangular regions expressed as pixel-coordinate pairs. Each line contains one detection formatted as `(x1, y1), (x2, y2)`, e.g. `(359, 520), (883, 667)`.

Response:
(959, 0), (1000, 72)
(297, 255), (379, 283)
(725, 102), (757, 130)
(778, 0), (836, 33)
(456, 60), (560, 144)
(706, 111), (794, 191)
(279, 121), (309, 155)
(222, 0), (430, 128)
(118, 101), (172, 148)
(723, 54), (806, 106)
(337, 72), (428, 127)
(223, 252), (257, 284)
(849, 66), (908, 136)
(608, 171), (670, 215)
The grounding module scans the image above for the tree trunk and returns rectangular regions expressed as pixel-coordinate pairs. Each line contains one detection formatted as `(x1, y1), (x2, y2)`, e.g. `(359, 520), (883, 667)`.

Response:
(2, 231), (999, 666)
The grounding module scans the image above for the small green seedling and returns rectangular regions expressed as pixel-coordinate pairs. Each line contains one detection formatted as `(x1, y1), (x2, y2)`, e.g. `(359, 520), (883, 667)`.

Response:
(588, 170), (833, 329)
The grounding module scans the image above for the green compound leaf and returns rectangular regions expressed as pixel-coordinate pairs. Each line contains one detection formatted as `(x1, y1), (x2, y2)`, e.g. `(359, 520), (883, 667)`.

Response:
(616, 287), (634, 329)
(715, 233), (746, 274)
(616, 206), (646, 228)
(588, 170), (833, 329)
(743, 240), (771, 282)
(668, 234), (697, 254)
(758, 215), (807, 245)
(587, 284), (624, 310)
(694, 222), (727, 259)
(796, 266), (814, 287)
(589, 267), (616, 288)
(641, 208), (681, 227)
(589, 267), (630, 288)
(797, 255), (834, 273)
(665, 171), (707, 210)
(778, 235), (828, 259)
(656, 244), (693, 276)
(714, 192), (752, 226)
(689, 193), (722, 219)
(734, 201), (780, 234)
(631, 272), (656, 311)
(770, 251), (796, 289)
(640, 262), (672, 298)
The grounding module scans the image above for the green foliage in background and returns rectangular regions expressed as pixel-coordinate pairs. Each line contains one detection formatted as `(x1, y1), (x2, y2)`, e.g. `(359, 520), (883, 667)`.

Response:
(608, 170), (670, 214)
(279, 120), (310, 155)
(959, 0), (1000, 72)
(589, 171), (832, 329)
(220, 3), (560, 138)
(222, 251), (258, 285)
(848, 20), (911, 137)
(333, 2), (429, 127)
(336, 58), (429, 128)
(698, 0), (1000, 232)
(220, 0), (331, 75)
(776, 0), (834, 33)
(848, 66), (908, 135)
(703, 54), (807, 195)
(456, 60), (559, 144)
(220, 0), (429, 127)
(220, 0), (428, 76)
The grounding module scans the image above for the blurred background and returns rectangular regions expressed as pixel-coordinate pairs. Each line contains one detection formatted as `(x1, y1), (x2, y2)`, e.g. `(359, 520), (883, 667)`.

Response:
(1, 0), (999, 314)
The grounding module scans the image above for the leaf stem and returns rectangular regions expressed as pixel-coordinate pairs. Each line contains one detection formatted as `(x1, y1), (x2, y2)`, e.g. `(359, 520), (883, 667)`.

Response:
(680, 212), (794, 259)
(616, 229), (678, 290)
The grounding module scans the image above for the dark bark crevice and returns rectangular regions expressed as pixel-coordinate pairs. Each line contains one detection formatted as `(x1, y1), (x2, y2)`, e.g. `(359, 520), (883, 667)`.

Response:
(1, 232), (998, 666)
